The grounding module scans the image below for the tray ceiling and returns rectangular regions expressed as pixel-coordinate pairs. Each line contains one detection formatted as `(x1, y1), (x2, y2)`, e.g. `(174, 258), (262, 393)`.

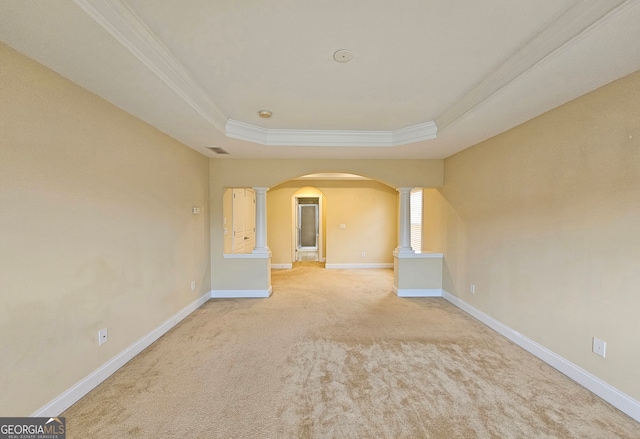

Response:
(1, 0), (640, 159)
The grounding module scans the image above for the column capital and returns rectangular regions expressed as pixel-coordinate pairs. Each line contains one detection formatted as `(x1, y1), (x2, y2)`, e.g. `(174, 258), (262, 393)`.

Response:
(396, 187), (414, 194)
(252, 186), (270, 193)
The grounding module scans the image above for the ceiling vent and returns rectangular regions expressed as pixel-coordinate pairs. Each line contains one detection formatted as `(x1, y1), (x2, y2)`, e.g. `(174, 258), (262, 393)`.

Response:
(207, 146), (230, 155)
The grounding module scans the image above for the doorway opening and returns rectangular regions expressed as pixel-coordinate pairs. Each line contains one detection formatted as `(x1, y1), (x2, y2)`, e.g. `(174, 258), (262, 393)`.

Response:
(292, 189), (325, 263)
(296, 197), (319, 261)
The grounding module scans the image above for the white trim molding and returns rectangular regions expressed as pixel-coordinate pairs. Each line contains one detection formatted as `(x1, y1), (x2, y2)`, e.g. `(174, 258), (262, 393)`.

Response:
(393, 251), (444, 259)
(325, 263), (394, 269)
(72, 0), (227, 132)
(225, 119), (437, 147)
(223, 252), (272, 259)
(211, 287), (273, 299)
(441, 290), (640, 423)
(394, 287), (443, 298)
(271, 263), (293, 269)
(31, 291), (212, 417)
(435, 0), (629, 132)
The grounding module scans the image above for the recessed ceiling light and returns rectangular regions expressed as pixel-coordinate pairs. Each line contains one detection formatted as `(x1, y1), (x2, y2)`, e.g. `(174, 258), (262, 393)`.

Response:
(258, 110), (272, 118)
(333, 49), (354, 63)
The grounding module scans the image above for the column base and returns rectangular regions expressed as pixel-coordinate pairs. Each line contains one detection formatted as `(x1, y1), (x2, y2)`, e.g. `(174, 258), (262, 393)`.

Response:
(394, 247), (416, 255)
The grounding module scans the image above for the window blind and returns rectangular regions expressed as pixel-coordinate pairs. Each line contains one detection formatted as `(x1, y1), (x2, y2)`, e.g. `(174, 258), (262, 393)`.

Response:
(410, 189), (422, 252)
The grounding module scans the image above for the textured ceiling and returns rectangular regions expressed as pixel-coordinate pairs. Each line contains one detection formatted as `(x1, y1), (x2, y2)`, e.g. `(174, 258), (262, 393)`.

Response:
(1, 0), (640, 159)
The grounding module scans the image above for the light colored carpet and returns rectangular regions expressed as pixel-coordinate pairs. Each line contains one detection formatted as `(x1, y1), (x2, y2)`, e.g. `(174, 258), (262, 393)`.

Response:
(62, 263), (639, 438)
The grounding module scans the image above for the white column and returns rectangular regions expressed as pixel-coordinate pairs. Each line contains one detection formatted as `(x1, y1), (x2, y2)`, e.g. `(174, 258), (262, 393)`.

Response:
(396, 187), (414, 254)
(252, 187), (270, 254)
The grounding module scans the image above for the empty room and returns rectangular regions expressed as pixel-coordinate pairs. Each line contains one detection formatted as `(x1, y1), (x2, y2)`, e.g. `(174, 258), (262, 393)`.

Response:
(1, 1), (639, 437)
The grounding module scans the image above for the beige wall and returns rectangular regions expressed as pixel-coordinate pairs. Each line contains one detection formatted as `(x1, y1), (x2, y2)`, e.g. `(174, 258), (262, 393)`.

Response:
(214, 257), (271, 291)
(268, 180), (397, 265)
(0, 43), (211, 416)
(394, 257), (443, 290)
(280, 186), (326, 262)
(421, 188), (447, 252)
(437, 69), (640, 400)
(209, 158), (443, 189)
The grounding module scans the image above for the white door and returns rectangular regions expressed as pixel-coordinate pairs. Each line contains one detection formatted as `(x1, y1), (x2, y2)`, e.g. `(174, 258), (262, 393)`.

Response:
(232, 188), (256, 253)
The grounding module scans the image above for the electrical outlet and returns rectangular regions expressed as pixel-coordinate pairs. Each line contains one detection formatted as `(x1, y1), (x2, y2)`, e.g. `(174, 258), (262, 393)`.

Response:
(361, 252), (366, 258)
(593, 337), (606, 358)
(98, 328), (108, 346)
(191, 280), (196, 291)
(469, 283), (475, 295)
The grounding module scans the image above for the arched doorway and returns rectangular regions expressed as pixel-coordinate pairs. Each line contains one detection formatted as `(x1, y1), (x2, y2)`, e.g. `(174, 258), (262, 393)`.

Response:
(268, 174), (397, 269)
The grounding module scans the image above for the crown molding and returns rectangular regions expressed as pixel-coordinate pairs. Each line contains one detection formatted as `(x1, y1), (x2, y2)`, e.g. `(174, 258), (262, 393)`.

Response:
(225, 119), (437, 147)
(73, 0), (438, 148)
(72, 0), (228, 132)
(391, 121), (439, 146)
(436, 0), (629, 131)
(72, 0), (629, 148)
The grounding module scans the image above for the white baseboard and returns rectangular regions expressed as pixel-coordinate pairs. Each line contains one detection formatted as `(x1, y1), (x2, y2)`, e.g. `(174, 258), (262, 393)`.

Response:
(211, 286), (273, 298)
(32, 291), (212, 417)
(271, 263), (292, 269)
(441, 290), (640, 423)
(325, 263), (393, 269)
(394, 287), (443, 297)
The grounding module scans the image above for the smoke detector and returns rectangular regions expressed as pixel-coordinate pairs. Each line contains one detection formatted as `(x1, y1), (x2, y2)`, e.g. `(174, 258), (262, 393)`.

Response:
(333, 49), (354, 63)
